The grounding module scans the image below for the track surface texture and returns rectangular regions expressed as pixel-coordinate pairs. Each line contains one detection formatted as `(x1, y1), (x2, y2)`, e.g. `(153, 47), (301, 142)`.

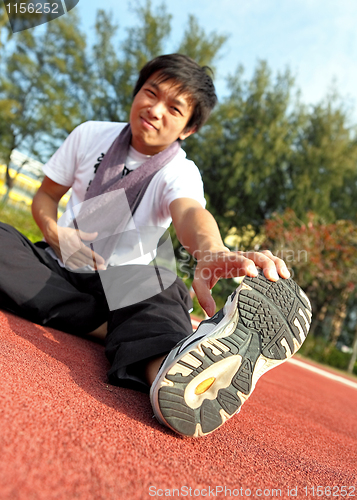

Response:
(0, 309), (356, 500)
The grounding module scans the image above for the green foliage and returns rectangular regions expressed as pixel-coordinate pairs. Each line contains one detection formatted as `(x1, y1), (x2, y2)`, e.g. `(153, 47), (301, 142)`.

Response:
(184, 62), (357, 239)
(0, 203), (42, 242)
(263, 209), (357, 359)
(124, 1), (171, 67)
(287, 96), (357, 223)
(177, 15), (228, 70)
(0, 10), (89, 167)
(184, 61), (302, 236)
(299, 336), (357, 375)
(0, 3), (11, 57)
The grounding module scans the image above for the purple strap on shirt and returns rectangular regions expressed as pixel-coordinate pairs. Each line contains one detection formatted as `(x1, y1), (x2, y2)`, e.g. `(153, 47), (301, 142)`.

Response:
(84, 123), (180, 206)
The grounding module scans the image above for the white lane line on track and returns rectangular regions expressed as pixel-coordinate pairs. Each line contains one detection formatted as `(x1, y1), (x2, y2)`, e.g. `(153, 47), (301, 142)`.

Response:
(288, 358), (357, 390)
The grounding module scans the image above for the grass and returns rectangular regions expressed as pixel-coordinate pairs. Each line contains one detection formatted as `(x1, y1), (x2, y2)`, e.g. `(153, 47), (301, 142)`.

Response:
(0, 202), (43, 242)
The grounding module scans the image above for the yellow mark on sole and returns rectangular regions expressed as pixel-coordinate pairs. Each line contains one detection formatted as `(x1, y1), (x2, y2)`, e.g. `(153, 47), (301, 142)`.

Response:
(195, 377), (216, 395)
(184, 355), (242, 409)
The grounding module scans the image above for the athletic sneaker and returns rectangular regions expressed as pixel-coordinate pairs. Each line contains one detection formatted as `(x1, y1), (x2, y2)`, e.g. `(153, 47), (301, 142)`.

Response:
(150, 270), (312, 437)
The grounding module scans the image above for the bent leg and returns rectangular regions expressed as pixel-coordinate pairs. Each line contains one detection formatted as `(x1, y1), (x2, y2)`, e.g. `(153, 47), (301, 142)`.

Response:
(0, 222), (108, 335)
(105, 276), (193, 392)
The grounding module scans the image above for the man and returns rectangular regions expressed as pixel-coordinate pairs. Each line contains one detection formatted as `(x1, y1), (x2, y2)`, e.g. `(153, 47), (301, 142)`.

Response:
(0, 54), (312, 437)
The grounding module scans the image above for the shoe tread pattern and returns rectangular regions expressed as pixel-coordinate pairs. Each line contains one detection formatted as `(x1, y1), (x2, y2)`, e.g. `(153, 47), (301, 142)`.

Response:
(239, 273), (311, 360)
(157, 272), (311, 437)
(231, 358), (253, 394)
(217, 389), (241, 415)
(159, 386), (197, 436)
(200, 399), (224, 434)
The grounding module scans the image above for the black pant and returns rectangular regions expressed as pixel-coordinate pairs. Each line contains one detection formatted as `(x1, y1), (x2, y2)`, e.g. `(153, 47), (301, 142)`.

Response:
(0, 222), (193, 391)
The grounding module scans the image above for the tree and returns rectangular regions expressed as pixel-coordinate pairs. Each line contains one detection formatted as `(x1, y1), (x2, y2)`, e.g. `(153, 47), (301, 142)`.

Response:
(177, 15), (228, 70)
(184, 62), (357, 240)
(263, 209), (357, 347)
(0, 4), (13, 157)
(184, 61), (302, 237)
(0, 8), (90, 200)
(0, 26), (48, 197)
(330, 152), (357, 224)
(89, 1), (227, 123)
(287, 94), (357, 223)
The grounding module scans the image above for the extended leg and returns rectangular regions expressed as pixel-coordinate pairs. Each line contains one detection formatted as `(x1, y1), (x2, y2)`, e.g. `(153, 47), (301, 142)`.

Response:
(150, 271), (312, 437)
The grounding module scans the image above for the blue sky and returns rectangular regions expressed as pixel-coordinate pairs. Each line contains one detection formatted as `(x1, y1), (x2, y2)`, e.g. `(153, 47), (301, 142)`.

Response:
(72, 0), (357, 122)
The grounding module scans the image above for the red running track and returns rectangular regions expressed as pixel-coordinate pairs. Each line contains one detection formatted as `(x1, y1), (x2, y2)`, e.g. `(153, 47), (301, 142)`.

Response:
(0, 310), (356, 500)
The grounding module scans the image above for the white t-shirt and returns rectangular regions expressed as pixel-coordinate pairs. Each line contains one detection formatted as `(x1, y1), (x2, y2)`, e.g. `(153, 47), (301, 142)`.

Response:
(42, 121), (206, 267)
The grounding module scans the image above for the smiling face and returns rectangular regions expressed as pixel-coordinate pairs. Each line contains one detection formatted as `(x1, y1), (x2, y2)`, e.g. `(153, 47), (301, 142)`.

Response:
(129, 72), (196, 155)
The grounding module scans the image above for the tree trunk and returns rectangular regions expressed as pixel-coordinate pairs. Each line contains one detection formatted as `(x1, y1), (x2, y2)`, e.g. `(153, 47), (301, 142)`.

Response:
(308, 301), (328, 337)
(329, 289), (349, 348)
(2, 156), (28, 205)
(347, 326), (357, 374)
(5, 165), (15, 190)
(2, 165), (14, 204)
(1, 146), (14, 205)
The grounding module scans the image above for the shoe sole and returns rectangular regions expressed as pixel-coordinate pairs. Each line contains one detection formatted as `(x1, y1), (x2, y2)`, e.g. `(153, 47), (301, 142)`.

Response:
(150, 272), (312, 437)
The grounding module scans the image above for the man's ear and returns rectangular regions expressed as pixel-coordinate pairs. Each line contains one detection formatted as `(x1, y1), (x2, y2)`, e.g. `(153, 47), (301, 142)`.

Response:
(179, 127), (197, 141)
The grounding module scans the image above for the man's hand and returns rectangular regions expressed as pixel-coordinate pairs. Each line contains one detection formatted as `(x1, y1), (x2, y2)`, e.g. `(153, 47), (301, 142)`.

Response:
(193, 249), (290, 317)
(32, 176), (106, 270)
(55, 226), (106, 270)
(170, 198), (290, 317)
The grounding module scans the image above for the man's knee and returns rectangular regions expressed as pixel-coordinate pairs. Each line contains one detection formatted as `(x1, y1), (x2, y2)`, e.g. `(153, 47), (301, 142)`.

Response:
(0, 221), (24, 241)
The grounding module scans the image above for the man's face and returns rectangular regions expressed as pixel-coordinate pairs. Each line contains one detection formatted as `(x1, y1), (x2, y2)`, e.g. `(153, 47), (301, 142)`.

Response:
(129, 73), (196, 155)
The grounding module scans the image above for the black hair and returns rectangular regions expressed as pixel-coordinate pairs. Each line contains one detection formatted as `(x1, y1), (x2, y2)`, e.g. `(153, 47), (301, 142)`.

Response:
(132, 53), (217, 133)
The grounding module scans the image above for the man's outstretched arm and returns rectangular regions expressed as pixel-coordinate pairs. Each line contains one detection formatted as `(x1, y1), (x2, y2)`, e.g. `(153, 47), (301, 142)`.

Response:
(170, 198), (290, 317)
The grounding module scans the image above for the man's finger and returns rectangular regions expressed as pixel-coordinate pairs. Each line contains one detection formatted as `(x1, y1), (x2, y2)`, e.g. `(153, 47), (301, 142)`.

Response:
(243, 251), (288, 281)
(192, 273), (216, 317)
(260, 249), (274, 258)
(269, 255), (290, 278)
(258, 250), (290, 278)
(217, 254), (258, 279)
(77, 240), (106, 268)
(78, 230), (98, 241)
